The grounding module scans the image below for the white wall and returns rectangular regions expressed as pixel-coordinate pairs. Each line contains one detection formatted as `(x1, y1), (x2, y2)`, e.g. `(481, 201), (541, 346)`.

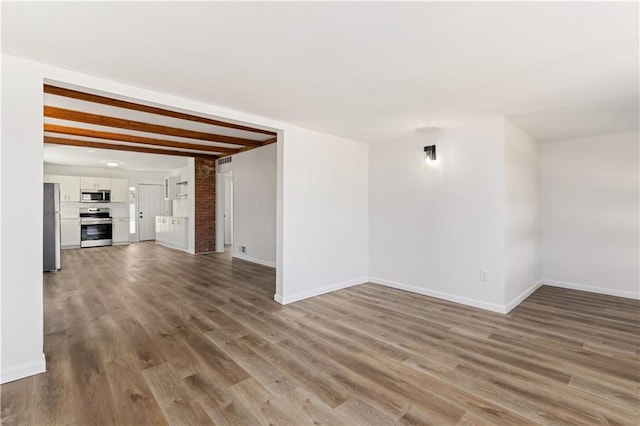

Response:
(216, 130), (368, 302)
(280, 126), (369, 303)
(1, 54), (370, 382)
(369, 118), (508, 312)
(1, 53), (46, 383)
(540, 131), (639, 298)
(228, 144), (277, 267)
(504, 120), (542, 308)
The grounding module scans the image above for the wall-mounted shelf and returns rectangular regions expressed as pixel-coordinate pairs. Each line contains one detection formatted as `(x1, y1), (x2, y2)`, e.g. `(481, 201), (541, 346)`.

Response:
(176, 180), (188, 198)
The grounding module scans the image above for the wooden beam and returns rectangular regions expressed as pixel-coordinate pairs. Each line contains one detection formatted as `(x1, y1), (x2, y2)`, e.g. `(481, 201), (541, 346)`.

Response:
(44, 136), (219, 159)
(44, 84), (277, 137)
(44, 123), (241, 155)
(44, 106), (265, 147)
(236, 137), (277, 153)
(263, 137), (278, 145)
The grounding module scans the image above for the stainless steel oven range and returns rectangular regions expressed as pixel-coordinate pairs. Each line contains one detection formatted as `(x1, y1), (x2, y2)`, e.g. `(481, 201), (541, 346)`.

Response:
(80, 207), (113, 248)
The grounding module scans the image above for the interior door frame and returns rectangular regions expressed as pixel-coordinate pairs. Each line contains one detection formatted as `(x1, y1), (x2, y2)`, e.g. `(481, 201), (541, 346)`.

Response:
(216, 167), (233, 252)
(223, 171), (234, 246)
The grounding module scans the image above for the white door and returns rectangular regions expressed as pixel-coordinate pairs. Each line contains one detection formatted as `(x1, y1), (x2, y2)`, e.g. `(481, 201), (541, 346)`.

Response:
(138, 184), (169, 241)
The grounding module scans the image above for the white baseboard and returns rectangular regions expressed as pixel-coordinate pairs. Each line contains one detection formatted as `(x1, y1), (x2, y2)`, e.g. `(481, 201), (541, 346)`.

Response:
(0, 353), (46, 384)
(543, 279), (640, 300)
(369, 277), (508, 314)
(272, 275), (637, 314)
(156, 241), (190, 253)
(232, 253), (276, 268)
(276, 277), (368, 305)
(61, 245), (80, 250)
(504, 280), (543, 313)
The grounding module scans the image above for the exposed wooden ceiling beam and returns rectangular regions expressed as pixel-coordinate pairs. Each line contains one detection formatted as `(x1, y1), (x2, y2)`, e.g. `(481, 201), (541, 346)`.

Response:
(44, 123), (240, 155)
(44, 136), (219, 159)
(235, 137), (277, 153)
(44, 106), (265, 147)
(44, 84), (277, 137)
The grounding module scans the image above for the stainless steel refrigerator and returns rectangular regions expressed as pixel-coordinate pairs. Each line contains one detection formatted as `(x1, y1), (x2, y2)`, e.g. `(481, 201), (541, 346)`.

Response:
(43, 183), (61, 271)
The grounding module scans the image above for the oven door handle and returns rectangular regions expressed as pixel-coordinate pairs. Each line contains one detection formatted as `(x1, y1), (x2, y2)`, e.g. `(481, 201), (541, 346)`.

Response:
(81, 220), (113, 225)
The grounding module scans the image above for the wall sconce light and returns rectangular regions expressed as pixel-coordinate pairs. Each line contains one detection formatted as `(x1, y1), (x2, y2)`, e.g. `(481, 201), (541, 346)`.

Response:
(424, 145), (436, 163)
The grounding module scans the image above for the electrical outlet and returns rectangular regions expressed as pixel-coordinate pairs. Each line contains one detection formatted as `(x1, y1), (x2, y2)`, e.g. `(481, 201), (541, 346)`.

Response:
(480, 269), (489, 282)
(239, 245), (246, 254)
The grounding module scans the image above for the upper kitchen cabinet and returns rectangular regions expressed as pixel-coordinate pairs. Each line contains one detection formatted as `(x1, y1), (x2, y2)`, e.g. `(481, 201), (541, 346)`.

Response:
(80, 176), (111, 190)
(44, 174), (80, 202)
(110, 178), (129, 202)
(164, 176), (179, 200)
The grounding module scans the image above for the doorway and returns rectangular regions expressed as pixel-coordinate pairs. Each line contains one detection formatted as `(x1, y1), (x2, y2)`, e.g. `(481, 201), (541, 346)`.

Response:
(138, 184), (170, 241)
(223, 171), (234, 247)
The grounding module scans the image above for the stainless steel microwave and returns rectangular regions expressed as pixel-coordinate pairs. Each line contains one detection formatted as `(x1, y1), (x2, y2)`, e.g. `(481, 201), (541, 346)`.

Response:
(81, 189), (110, 203)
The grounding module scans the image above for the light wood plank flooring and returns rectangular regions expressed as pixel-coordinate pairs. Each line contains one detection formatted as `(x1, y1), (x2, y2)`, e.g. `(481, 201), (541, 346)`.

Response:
(2, 242), (639, 425)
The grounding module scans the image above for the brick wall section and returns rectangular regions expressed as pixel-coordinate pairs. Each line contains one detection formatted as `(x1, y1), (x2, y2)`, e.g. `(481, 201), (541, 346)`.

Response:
(194, 157), (216, 253)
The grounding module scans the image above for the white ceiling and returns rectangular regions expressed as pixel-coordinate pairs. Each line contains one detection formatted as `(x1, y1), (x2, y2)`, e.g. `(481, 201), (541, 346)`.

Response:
(2, 2), (638, 143)
(44, 144), (188, 172)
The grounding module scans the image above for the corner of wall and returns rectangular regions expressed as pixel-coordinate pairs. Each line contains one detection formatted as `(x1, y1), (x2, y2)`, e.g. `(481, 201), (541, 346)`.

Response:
(503, 117), (542, 307)
(279, 277), (369, 305)
(503, 280), (543, 313)
(1, 353), (46, 385)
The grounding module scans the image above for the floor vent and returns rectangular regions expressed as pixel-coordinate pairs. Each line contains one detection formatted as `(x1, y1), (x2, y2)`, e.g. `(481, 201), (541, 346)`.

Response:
(218, 156), (232, 165)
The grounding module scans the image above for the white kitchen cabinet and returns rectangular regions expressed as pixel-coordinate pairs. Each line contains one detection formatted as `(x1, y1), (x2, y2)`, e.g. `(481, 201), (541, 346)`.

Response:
(60, 219), (80, 248)
(155, 216), (165, 241)
(45, 175), (80, 202)
(110, 178), (129, 202)
(173, 217), (188, 249)
(164, 176), (180, 200)
(80, 176), (111, 190)
(169, 218), (178, 246)
(155, 216), (187, 250)
(112, 218), (130, 245)
(155, 216), (168, 242)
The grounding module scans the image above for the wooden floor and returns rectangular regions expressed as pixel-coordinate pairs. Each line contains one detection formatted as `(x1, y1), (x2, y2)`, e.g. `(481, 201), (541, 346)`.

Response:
(2, 242), (639, 425)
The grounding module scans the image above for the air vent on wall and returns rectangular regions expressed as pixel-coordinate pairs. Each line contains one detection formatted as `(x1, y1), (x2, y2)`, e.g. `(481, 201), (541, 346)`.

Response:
(218, 156), (232, 165)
